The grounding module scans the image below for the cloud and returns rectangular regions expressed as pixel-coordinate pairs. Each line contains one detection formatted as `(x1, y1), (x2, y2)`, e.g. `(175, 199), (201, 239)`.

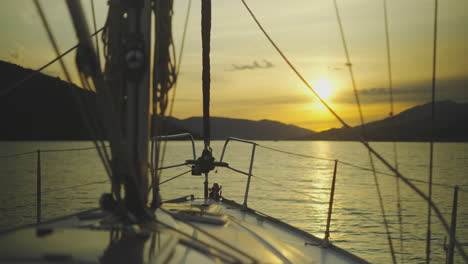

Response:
(328, 66), (344, 71)
(333, 77), (468, 104)
(228, 60), (275, 71)
(216, 93), (314, 107)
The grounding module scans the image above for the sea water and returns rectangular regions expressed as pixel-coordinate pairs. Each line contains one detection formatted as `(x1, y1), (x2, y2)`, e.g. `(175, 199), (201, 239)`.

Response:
(0, 140), (467, 263)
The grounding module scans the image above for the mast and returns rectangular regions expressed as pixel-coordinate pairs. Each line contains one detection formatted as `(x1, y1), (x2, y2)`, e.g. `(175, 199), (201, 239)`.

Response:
(66, 0), (153, 221)
(121, 0), (152, 217)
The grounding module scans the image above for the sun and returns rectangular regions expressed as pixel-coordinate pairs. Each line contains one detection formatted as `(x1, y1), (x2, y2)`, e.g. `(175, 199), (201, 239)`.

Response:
(313, 79), (333, 100)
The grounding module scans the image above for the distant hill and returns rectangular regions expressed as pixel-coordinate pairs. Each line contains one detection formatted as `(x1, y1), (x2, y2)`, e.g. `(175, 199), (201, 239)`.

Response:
(0, 61), (192, 140)
(0, 61), (312, 140)
(167, 116), (316, 140)
(0, 61), (93, 140)
(304, 101), (468, 142)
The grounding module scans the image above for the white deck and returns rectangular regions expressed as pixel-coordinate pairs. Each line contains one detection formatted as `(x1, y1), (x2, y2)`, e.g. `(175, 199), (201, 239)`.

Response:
(0, 198), (369, 263)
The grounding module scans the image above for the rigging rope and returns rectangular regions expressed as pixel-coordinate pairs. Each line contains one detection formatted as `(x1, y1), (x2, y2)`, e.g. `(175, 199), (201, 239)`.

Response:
(0, 151), (37, 159)
(151, 0), (178, 208)
(240, 1), (467, 261)
(89, 0), (101, 69)
(76, 72), (113, 178)
(33, 0), (112, 178)
(33, 0), (73, 84)
(39, 145), (109, 153)
(249, 173), (319, 201)
(201, 0), (212, 149)
(258, 144), (457, 188)
(0, 28), (104, 98)
(426, 0), (439, 262)
(156, 0), (192, 183)
(38, 2), (111, 179)
(159, 170), (192, 185)
(153, 0), (177, 116)
(240, 0), (350, 129)
(168, 0), (192, 117)
(382, 0), (404, 260)
(331, 0), (396, 261)
(257, 145), (336, 162)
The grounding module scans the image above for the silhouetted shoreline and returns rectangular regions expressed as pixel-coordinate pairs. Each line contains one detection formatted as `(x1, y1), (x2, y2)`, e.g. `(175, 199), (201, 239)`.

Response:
(1, 61), (467, 141)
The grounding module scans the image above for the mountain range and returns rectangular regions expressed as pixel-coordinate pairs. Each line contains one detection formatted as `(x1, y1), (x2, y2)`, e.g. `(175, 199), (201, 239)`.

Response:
(1, 60), (467, 141)
(304, 100), (468, 141)
(166, 116), (313, 140)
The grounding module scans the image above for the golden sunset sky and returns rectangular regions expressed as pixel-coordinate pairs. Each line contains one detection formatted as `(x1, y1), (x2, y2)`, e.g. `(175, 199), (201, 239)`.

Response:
(1, 0), (467, 131)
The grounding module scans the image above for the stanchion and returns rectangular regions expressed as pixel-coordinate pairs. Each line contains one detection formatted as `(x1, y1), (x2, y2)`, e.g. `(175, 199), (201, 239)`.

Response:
(243, 144), (257, 208)
(324, 159), (338, 245)
(447, 185), (459, 264)
(36, 149), (41, 224)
